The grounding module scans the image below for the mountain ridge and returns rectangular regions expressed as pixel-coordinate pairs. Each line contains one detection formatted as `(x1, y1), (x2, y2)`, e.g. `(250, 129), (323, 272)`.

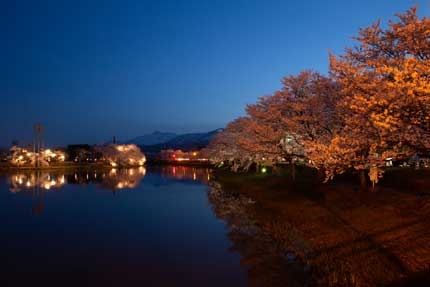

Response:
(125, 131), (177, 146)
(127, 129), (223, 153)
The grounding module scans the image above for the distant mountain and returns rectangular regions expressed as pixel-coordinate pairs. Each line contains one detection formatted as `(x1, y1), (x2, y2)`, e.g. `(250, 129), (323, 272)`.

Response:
(126, 131), (177, 146)
(139, 129), (223, 154)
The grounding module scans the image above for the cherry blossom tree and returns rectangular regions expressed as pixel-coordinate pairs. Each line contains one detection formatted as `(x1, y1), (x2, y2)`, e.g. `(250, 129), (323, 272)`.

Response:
(322, 5), (430, 186)
(206, 6), (430, 188)
(96, 144), (146, 167)
(202, 117), (257, 171)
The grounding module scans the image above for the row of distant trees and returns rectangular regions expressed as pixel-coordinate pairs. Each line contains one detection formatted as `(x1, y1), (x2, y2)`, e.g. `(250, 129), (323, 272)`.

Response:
(205, 6), (430, 186)
(6, 144), (145, 168)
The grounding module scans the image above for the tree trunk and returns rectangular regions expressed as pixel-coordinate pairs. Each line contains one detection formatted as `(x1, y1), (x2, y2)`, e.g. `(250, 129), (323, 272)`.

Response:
(359, 169), (367, 191)
(272, 165), (280, 175)
(317, 168), (324, 182)
(291, 162), (296, 182)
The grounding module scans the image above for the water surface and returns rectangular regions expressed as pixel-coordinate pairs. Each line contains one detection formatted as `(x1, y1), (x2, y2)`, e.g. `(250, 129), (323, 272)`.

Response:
(0, 166), (250, 286)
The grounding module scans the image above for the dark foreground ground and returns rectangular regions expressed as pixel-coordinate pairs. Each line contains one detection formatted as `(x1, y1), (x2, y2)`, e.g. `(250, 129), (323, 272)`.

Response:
(212, 167), (430, 287)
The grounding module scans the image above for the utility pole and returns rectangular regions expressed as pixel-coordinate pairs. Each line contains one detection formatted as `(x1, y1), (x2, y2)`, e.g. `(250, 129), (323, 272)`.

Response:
(33, 124), (44, 168)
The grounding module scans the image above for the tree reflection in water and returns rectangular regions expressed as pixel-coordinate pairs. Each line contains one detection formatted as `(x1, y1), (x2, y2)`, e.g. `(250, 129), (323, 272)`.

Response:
(98, 167), (147, 191)
(5, 166), (213, 214)
(7, 166), (391, 286)
(7, 168), (148, 214)
(7, 166), (309, 286)
(8, 167), (147, 193)
(9, 172), (67, 193)
(6, 166), (214, 194)
(158, 165), (212, 183)
(209, 170), (430, 287)
(207, 181), (310, 287)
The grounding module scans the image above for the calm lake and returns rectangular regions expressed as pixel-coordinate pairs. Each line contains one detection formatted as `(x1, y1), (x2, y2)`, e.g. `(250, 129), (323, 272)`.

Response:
(0, 166), (257, 287)
(3, 166), (429, 286)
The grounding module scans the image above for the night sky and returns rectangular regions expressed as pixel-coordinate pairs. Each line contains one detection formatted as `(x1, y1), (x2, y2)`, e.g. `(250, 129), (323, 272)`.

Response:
(1, 0), (429, 147)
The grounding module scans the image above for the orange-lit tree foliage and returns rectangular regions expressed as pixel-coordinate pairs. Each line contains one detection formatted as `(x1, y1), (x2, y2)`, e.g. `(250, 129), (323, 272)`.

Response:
(239, 71), (340, 168)
(240, 94), (287, 166)
(206, 6), (430, 186)
(206, 70), (340, 173)
(322, 5), (430, 185)
(202, 117), (256, 171)
(279, 71), (341, 166)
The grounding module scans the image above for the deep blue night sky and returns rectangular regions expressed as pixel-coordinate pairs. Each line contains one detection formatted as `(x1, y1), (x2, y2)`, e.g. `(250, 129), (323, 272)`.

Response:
(1, 0), (429, 147)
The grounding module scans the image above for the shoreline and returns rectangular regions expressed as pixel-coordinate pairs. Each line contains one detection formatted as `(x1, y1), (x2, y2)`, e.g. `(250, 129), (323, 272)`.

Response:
(0, 162), (112, 171)
(0, 160), (213, 172)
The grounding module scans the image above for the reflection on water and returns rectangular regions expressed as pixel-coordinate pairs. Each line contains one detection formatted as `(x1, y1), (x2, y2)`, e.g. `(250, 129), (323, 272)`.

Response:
(99, 167), (147, 190)
(158, 165), (212, 183)
(9, 173), (67, 192)
(208, 182), (309, 287)
(4, 166), (430, 286)
(0, 166), (247, 287)
(5, 166), (214, 217)
(7, 166), (212, 193)
(7, 167), (147, 193)
(210, 170), (430, 286)
(7, 168), (149, 216)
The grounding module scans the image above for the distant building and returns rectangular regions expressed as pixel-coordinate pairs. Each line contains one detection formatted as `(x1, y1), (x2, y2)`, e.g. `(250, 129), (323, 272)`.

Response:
(158, 149), (208, 162)
(0, 149), (11, 162)
(66, 145), (103, 163)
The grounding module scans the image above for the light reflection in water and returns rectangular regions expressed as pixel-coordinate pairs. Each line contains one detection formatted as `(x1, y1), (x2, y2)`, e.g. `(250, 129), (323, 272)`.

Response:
(0, 166), (256, 287)
(7, 167), (147, 193)
(9, 173), (67, 193)
(7, 166), (212, 193)
(99, 167), (146, 190)
(6, 166), (212, 217)
(158, 165), (211, 183)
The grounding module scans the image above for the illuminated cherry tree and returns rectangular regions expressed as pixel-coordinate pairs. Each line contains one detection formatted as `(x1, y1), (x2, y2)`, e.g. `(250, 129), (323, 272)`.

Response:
(202, 117), (257, 171)
(314, 5), (430, 186)
(206, 6), (430, 187)
(10, 146), (65, 167)
(96, 144), (146, 167)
